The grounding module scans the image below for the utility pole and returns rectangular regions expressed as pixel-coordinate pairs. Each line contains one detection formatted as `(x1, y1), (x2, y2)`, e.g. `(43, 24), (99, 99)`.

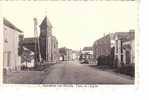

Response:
(33, 18), (41, 66)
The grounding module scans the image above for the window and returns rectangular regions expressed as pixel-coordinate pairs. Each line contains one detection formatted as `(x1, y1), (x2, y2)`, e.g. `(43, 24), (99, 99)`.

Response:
(116, 40), (118, 53)
(121, 41), (123, 53)
(7, 52), (11, 67)
(121, 55), (123, 62)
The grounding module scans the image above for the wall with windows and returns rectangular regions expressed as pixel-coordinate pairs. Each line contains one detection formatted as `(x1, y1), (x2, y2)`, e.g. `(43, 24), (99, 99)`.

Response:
(3, 25), (21, 71)
(114, 30), (135, 67)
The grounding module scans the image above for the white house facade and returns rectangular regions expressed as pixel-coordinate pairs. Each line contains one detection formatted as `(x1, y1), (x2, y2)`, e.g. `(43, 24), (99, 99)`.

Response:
(3, 18), (23, 71)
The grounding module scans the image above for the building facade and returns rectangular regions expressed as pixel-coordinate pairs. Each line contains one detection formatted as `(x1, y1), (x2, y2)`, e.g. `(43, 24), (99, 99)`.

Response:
(80, 46), (94, 62)
(21, 47), (35, 68)
(59, 47), (73, 61)
(3, 18), (23, 71)
(93, 34), (114, 66)
(93, 34), (114, 59)
(113, 30), (135, 67)
(93, 30), (135, 67)
(21, 16), (59, 65)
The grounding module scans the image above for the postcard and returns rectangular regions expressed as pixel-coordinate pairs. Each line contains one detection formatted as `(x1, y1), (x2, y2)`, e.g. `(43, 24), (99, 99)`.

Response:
(0, 0), (138, 86)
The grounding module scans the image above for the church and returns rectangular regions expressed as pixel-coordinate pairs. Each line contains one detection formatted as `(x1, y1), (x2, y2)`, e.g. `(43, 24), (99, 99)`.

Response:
(39, 16), (59, 63)
(22, 16), (59, 64)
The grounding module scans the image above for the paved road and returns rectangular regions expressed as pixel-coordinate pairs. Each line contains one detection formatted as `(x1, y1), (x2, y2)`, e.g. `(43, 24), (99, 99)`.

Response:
(42, 61), (134, 84)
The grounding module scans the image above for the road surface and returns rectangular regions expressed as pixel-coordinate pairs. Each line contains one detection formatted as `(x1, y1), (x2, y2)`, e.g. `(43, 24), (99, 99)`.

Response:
(42, 61), (134, 84)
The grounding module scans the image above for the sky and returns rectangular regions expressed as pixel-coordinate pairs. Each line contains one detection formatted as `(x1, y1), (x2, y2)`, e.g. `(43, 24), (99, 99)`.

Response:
(1, 1), (138, 50)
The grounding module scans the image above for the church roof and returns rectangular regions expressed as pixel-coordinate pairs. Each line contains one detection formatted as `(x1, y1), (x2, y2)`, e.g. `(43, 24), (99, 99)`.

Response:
(39, 16), (52, 28)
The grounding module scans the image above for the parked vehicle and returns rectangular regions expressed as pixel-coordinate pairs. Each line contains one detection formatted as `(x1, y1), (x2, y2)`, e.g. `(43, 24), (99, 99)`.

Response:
(80, 59), (89, 64)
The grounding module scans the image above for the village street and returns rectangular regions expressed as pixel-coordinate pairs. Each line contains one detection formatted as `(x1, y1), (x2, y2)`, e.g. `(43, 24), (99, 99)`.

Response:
(4, 61), (134, 84)
(42, 61), (134, 84)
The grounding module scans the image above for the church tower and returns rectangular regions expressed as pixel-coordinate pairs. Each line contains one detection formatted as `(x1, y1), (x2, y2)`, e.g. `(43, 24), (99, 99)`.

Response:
(39, 16), (53, 61)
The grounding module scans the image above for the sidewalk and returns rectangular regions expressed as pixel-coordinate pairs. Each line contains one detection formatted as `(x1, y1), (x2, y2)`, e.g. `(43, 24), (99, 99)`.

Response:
(3, 62), (62, 84)
(88, 64), (134, 80)
(3, 70), (47, 84)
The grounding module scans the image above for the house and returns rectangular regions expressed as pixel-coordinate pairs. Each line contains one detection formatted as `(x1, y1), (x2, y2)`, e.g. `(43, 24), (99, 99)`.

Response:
(93, 34), (114, 66)
(93, 30), (135, 67)
(80, 46), (93, 60)
(72, 50), (80, 60)
(21, 47), (35, 69)
(59, 47), (73, 61)
(93, 34), (113, 59)
(3, 18), (23, 71)
(22, 37), (36, 52)
(82, 47), (93, 55)
(122, 34), (135, 66)
(113, 30), (135, 67)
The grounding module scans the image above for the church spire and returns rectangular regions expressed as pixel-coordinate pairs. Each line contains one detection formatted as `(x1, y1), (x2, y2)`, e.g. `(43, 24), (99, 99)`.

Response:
(40, 16), (52, 28)
(40, 16), (53, 37)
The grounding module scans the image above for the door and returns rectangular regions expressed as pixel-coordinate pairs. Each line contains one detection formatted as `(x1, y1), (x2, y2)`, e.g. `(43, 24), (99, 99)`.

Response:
(126, 50), (131, 64)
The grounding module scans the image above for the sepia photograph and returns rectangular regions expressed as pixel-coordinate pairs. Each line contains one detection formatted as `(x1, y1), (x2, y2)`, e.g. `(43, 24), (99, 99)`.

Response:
(1, 0), (138, 84)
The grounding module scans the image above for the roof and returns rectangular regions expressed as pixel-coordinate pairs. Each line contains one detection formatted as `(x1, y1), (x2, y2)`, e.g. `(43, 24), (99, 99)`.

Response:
(3, 18), (23, 33)
(114, 30), (135, 41)
(40, 16), (52, 28)
(23, 37), (35, 44)
(23, 47), (34, 53)
(22, 37), (36, 52)
(83, 46), (93, 51)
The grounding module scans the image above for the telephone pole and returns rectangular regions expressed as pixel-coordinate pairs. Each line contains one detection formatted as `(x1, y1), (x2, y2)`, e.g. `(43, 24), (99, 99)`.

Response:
(33, 18), (41, 66)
